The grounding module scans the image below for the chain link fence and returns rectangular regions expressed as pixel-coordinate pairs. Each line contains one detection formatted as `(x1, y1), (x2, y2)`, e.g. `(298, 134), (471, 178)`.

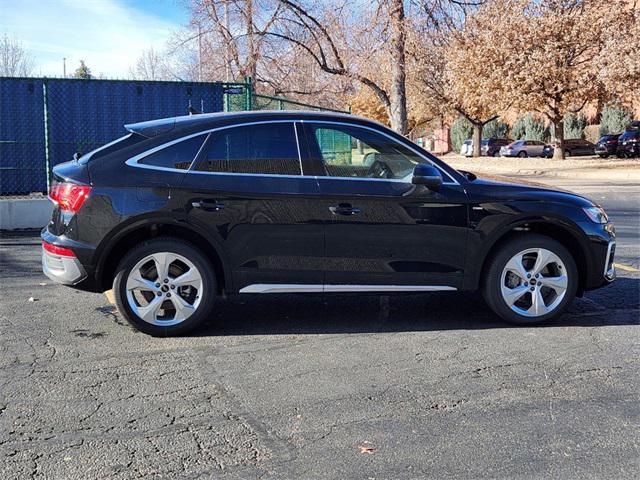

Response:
(1, 77), (348, 198)
(252, 93), (350, 114)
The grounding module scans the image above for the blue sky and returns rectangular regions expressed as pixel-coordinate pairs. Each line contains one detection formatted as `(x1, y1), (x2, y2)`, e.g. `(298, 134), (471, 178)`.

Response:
(0, 0), (190, 77)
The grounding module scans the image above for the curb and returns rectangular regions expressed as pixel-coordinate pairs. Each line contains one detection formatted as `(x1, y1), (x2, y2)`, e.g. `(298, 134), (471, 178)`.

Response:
(481, 168), (640, 181)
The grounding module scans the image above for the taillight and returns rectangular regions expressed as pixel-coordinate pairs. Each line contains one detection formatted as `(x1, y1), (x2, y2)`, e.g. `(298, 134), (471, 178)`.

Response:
(49, 182), (91, 213)
(42, 241), (76, 257)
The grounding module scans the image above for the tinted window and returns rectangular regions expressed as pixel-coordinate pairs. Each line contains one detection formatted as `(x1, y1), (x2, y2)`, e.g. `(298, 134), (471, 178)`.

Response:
(195, 123), (301, 175)
(308, 124), (424, 180)
(139, 135), (206, 170)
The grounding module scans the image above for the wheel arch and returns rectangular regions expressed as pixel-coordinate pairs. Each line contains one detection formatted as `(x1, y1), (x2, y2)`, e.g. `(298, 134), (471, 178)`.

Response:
(471, 219), (591, 295)
(95, 219), (231, 294)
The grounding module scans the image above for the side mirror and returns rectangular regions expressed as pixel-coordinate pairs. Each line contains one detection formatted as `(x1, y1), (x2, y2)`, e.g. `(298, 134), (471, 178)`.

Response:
(412, 164), (443, 190)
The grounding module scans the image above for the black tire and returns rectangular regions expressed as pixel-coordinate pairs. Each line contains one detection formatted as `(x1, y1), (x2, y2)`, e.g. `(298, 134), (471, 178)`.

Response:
(598, 154), (609, 159)
(493, 150), (500, 157)
(113, 237), (216, 336)
(518, 151), (527, 158)
(564, 150), (572, 157)
(482, 234), (578, 325)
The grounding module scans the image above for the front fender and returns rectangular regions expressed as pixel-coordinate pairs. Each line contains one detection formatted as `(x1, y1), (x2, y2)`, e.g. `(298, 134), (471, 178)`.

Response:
(462, 200), (593, 291)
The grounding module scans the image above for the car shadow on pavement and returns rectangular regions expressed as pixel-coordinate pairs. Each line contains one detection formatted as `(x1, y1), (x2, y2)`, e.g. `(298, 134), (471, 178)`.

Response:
(192, 278), (639, 337)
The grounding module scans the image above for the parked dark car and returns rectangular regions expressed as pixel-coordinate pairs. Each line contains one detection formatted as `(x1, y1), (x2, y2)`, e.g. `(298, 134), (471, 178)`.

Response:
(616, 122), (640, 158)
(42, 111), (616, 336)
(542, 138), (596, 158)
(481, 138), (512, 157)
(594, 134), (621, 158)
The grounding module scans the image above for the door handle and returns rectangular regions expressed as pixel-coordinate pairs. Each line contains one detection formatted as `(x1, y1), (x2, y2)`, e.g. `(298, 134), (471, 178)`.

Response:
(329, 204), (361, 216)
(191, 199), (225, 211)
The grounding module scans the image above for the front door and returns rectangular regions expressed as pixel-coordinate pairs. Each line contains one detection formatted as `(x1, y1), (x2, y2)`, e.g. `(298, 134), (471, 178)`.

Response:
(179, 121), (325, 292)
(300, 121), (468, 290)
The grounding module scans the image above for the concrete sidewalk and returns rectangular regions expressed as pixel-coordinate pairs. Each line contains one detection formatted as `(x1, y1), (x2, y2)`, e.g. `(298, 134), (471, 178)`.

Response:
(444, 155), (640, 181)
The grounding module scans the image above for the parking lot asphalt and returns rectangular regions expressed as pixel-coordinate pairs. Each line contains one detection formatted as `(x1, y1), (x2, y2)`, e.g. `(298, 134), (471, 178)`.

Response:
(1, 178), (638, 479)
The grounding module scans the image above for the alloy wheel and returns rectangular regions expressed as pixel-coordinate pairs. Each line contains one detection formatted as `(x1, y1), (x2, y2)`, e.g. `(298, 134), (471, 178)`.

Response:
(125, 252), (203, 326)
(500, 248), (568, 318)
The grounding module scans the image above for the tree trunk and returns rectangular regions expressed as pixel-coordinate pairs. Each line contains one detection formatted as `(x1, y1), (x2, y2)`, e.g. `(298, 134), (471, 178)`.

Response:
(388, 0), (408, 135)
(246, 0), (257, 83)
(552, 118), (565, 160)
(472, 123), (482, 157)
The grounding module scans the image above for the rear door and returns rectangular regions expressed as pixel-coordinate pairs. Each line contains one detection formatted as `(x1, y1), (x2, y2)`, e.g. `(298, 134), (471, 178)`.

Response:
(178, 121), (324, 292)
(526, 140), (545, 156)
(301, 121), (468, 290)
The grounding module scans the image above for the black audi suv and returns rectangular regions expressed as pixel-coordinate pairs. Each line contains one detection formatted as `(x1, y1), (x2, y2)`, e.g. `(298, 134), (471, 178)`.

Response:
(42, 111), (616, 336)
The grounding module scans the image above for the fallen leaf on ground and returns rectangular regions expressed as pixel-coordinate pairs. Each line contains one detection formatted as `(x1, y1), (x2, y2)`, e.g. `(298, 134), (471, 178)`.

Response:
(359, 444), (376, 454)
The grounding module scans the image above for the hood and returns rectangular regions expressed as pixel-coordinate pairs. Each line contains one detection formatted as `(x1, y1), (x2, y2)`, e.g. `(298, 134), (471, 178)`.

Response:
(464, 172), (594, 208)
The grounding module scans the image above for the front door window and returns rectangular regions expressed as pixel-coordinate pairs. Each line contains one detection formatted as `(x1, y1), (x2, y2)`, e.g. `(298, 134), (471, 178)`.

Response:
(307, 124), (424, 181)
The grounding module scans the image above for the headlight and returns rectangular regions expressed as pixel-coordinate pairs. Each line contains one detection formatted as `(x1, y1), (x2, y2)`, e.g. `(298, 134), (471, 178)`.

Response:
(582, 206), (609, 224)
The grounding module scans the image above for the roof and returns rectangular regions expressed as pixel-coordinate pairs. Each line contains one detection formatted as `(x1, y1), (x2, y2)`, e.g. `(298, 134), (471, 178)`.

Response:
(124, 110), (360, 138)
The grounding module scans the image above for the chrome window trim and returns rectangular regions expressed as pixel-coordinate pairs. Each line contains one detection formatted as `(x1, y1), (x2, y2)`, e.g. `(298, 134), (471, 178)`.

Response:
(239, 284), (458, 294)
(293, 122), (304, 175)
(125, 120), (303, 175)
(79, 133), (133, 164)
(190, 132), (211, 169)
(124, 118), (461, 185)
(125, 130), (211, 173)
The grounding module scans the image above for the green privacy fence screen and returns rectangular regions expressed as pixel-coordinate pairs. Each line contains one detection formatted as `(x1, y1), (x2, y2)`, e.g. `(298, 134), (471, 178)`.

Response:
(1, 76), (348, 196)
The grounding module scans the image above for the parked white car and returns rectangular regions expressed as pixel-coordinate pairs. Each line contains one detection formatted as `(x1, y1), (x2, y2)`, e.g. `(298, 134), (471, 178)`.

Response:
(499, 139), (546, 157)
(460, 139), (472, 156)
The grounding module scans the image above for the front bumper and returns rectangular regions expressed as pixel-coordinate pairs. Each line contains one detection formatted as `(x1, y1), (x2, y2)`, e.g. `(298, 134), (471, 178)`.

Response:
(603, 241), (616, 282)
(42, 247), (87, 285)
(617, 143), (640, 156)
(594, 145), (615, 155)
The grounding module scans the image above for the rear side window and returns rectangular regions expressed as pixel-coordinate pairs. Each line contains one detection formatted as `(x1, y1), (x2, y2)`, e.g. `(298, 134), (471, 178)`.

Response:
(194, 123), (301, 175)
(139, 135), (206, 170)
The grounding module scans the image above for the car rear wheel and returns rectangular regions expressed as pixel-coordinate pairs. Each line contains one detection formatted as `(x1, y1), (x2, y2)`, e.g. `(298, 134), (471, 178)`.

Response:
(483, 235), (578, 325)
(518, 151), (527, 158)
(493, 151), (500, 157)
(113, 238), (216, 336)
(564, 150), (572, 157)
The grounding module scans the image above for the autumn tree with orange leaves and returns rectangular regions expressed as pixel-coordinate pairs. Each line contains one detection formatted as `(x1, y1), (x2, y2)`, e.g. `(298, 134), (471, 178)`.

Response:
(455, 0), (631, 159)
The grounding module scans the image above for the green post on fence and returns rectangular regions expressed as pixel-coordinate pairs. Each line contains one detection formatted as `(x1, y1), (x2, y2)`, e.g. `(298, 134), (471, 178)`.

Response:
(244, 76), (252, 111)
(42, 81), (51, 193)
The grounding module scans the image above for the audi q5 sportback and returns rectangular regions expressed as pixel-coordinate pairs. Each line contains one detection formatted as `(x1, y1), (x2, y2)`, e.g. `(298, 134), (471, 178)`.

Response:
(42, 111), (616, 336)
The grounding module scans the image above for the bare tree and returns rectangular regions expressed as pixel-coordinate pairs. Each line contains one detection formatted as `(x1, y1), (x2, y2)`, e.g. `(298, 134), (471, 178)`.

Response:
(183, 0), (282, 82)
(130, 47), (170, 80)
(261, 0), (411, 133)
(0, 34), (35, 77)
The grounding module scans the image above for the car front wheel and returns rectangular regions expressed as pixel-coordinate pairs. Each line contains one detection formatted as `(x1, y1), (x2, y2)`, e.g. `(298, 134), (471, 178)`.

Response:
(113, 238), (216, 336)
(518, 151), (527, 158)
(483, 235), (578, 325)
